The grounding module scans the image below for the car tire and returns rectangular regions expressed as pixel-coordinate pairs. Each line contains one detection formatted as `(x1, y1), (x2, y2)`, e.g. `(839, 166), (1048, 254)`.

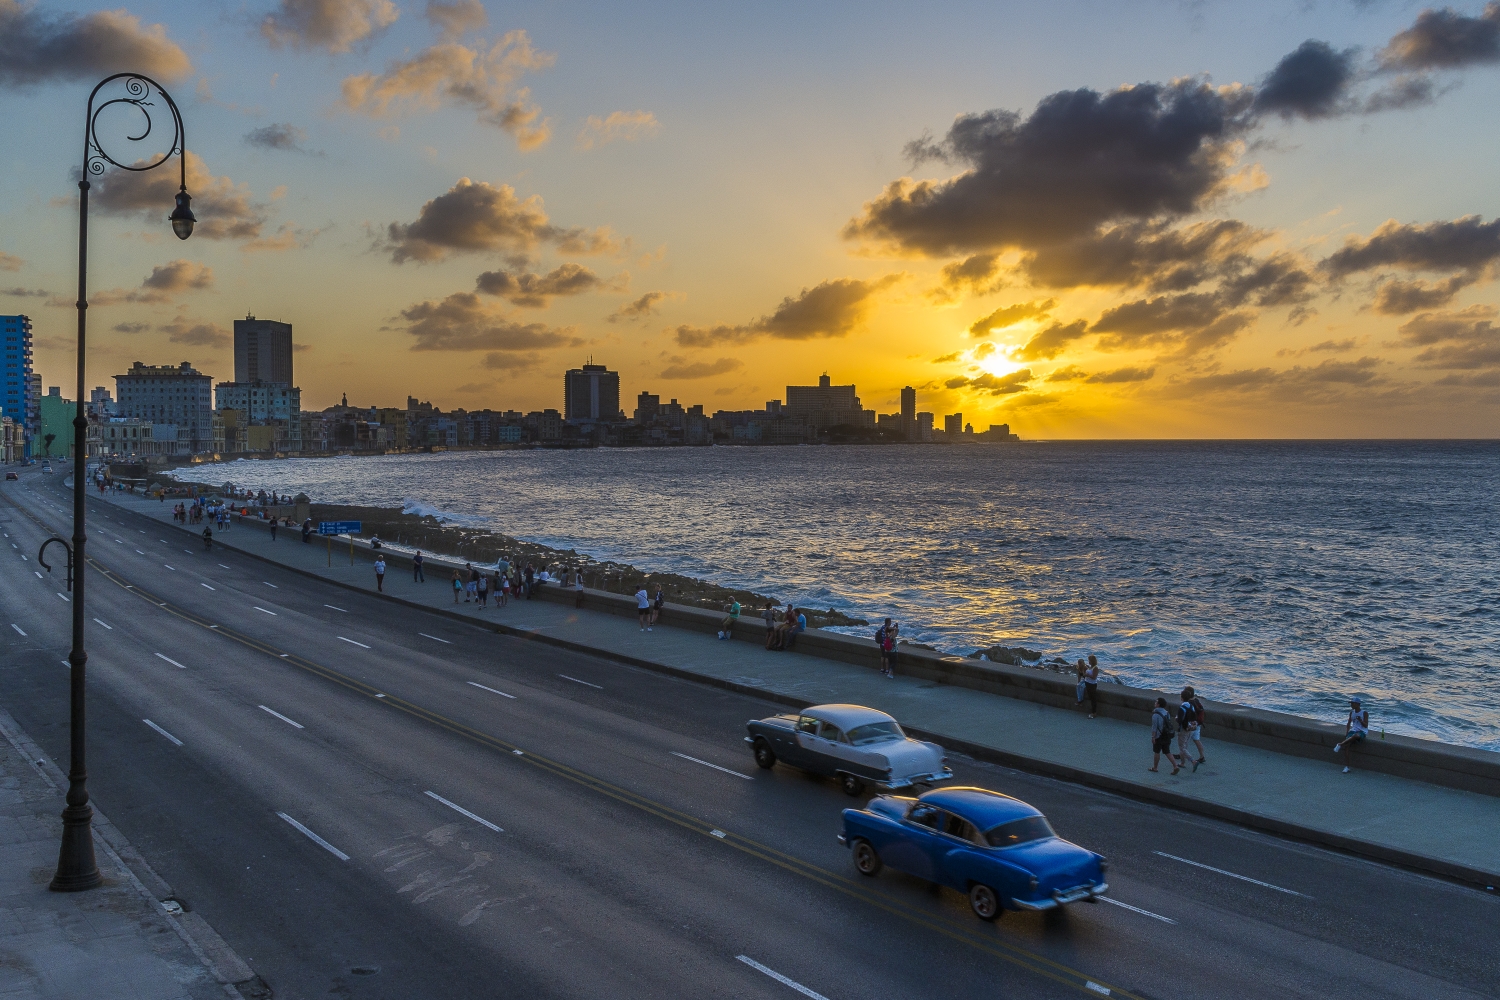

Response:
(752, 740), (776, 769)
(969, 883), (1001, 921)
(851, 839), (882, 876)
(840, 774), (864, 796)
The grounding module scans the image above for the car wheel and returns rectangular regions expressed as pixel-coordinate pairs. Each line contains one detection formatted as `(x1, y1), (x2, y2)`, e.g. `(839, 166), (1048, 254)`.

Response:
(840, 774), (864, 796)
(752, 741), (776, 769)
(969, 883), (1001, 921)
(851, 839), (882, 876)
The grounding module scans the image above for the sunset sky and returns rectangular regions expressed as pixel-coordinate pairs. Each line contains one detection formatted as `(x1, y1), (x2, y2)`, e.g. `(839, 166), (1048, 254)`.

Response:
(3, 0), (1499, 437)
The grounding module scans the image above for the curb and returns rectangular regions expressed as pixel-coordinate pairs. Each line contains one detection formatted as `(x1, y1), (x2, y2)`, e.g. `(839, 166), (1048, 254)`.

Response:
(79, 491), (1500, 891)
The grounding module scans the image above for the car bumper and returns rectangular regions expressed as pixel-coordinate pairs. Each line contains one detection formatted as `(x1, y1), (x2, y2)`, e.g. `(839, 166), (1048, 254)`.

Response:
(877, 768), (954, 790)
(1010, 882), (1108, 911)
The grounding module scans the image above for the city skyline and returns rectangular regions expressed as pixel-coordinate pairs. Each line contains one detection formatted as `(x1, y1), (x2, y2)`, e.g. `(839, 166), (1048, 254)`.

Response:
(3, 2), (1499, 437)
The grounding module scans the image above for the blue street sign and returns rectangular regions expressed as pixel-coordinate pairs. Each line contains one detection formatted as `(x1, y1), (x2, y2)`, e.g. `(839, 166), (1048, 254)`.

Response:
(317, 521), (362, 535)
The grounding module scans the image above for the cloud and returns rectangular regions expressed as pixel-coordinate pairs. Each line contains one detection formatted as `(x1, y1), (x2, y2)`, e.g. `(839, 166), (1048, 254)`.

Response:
(424, 0), (486, 40)
(1276, 337), (1359, 357)
(384, 177), (616, 263)
(260, 0), (397, 53)
(112, 322), (150, 333)
(675, 276), (900, 347)
(1396, 306), (1500, 369)
(341, 32), (554, 149)
(1092, 293), (1253, 355)
(1159, 356), (1386, 400)
(944, 369), (1034, 395)
(1013, 319), (1089, 361)
(141, 259), (213, 293)
(576, 110), (661, 151)
(1378, 3), (1500, 72)
(2, 286), (48, 297)
(1045, 365), (1088, 382)
(608, 290), (679, 323)
(1086, 365), (1156, 383)
(159, 316), (229, 347)
(1321, 216), (1500, 276)
(928, 253), (1005, 302)
(659, 356), (743, 379)
(244, 123), (313, 153)
(475, 263), (605, 307)
(90, 151), (266, 243)
(1371, 274), (1476, 314)
(931, 352), (961, 363)
(0, 0), (192, 87)
(968, 299), (1054, 336)
(0, 251), (21, 272)
(397, 291), (584, 352)
(480, 351), (545, 372)
(1252, 40), (1358, 120)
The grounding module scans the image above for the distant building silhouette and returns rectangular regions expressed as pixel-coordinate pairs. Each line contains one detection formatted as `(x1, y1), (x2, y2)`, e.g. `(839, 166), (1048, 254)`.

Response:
(564, 359), (620, 423)
(784, 373), (874, 429)
(233, 315), (294, 385)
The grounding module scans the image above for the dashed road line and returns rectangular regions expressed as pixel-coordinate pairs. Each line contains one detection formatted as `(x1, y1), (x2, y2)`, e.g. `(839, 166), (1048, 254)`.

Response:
(154, 653), (186, 670)
(33, 571), (41, 579)
(276, 812), (348, 861)
(201, 583), (215, 591)
(735, 956), (831, 1000)
(258, 705), (304, 729)
(56, 593), (69, 602)
(671, 751), (754, 780)
(337, 636), (370, 648)
(9, 624), (25, 636)
(1152, 852), (1310, 897)
(324, 604), (347, 613)
(1097, 896), (1176, 924)
(558, 674), (603, 689)
(163, 564), (175, 571)
(92, 618), (112, 630)
(253, 607), (278, 616)
(143, 719), (183, 746)
(466, 681), (516, 699)
(218, 563), (230, 569)
(424, 791), (502, 832)
(418, 633), (451, 644)
(262, 581), (278, 588)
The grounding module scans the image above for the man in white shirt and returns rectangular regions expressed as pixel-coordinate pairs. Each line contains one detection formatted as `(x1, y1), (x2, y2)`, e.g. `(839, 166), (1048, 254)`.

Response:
(636, 586), (651, 631)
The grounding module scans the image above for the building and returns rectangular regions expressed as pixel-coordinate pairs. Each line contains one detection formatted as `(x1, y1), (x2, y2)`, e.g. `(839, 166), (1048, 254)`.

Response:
(943, 413), (963, 438)
(86, 418), (184, 459)
(233, 315), (294, 385)
(900, 386), (916, 422)
(2, 315), (34, 458)
(784, 373), (874, 429)
(38, 387), (74, 459)
(87, 386), (116, 417)
(1, 417), (23, 463)
(214, 381), (302, 451)
(634, 391), (659, 423)
(114, 362), (213, 453)
(564, 360), (621, 423)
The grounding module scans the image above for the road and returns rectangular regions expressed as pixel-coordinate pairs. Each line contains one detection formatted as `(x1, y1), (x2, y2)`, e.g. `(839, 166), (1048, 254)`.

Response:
(1, 469), (1496, 1000)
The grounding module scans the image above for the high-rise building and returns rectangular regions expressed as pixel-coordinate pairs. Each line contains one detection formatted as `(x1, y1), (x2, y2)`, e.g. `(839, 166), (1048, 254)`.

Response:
(944, 413), (963, 437)
(900, 386), (916, 422)
(784, 373), (875, 429)
(1, 315), (34, 457)
(564, 359), (621, 422)
(233, 315), (294, 385)
(114, 361), (214, 453)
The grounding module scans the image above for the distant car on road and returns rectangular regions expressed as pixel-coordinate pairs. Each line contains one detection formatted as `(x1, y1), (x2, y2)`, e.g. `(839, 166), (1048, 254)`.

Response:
(4, 471), (17, 481)
(744, 703), (952, 796)
(40, 464), (52, 474)
(839, 786), (1107, 920)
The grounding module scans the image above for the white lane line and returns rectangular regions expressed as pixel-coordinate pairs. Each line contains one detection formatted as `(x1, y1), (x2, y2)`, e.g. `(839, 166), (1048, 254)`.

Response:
(135, 549), (144, 554)
(558, 674), (603, 689)
(1152, 852), (1311, 897)
(262, 581), (278, 588)
(418, 632), (451, 644)
(1086, 983), (1112, 996)
(374, 692), (385, 698)
(92, 618), (112, 630)
(182, 549), (192, 555)
(276, 812), (349, 861)
(1098, 896), (1176, 924)
(10, 624), (25, 636)
(671, 751), (754, 780)
(258, 705), (305, 729)
(735, 956), (831, 1000)
(114, 538), (122, 543)
(19, 555), (25, 561)
(159, 539), (167, 544)
(154, 653), (186, 670)
(467, 681), (516, 699)
(56, 593), (70, 602)
(324, 604), (347, 613)
(140, 530), (145, 534)
(423, 791), (503, 832)
(33, 571), (41, 579)
(337, 636), (370, 649)
(163, 564), (175, 571)
(200, 583), (215, 591)
(253, 606), (278, 616)
(218, 563), (230, 569)
(143, 719), (183, 746)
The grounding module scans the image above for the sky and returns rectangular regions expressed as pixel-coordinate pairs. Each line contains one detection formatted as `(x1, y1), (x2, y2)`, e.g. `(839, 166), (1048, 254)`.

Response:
(2, 0), (1499, 437)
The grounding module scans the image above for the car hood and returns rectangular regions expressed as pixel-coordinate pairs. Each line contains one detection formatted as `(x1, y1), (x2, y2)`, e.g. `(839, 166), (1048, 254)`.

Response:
(873, 739), (945, 777)
(999, 838), (1101, 885)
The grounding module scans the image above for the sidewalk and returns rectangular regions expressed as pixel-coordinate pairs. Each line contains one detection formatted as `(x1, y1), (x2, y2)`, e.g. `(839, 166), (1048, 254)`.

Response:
(95, 489), (1500, 887)
(0, 709), (257, 1000)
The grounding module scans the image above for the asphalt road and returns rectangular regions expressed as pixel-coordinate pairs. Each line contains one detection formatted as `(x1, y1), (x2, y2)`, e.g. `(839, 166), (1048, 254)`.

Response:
(2, 469), (1497, 1000)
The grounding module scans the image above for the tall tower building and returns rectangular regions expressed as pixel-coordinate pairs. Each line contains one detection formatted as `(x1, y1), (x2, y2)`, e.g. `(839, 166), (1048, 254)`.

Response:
(1, 315), (35, 457)
(233, 315), (294, 385)
(900, 386), (916, 422)
(563, 359), (621, 422)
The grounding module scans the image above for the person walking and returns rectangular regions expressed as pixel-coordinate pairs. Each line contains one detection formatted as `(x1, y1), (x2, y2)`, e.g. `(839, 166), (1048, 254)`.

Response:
(412, 550), (425, 583)
(1334, 697), (1369, 773)
(1184, 686), (1208, 766)
(269, 518), (277, 542)
(202, 525), (213, 551)
(373, 555), (386, 593)
(1149, 697), (1182, 774)
(884, 621), (899, 676)
(465, 563), (478, 603)
(1176, 689), (1200, 772)
(636, 584), (652, 631)
(476, 570), (489, 608)
(452, 569), (464, 604)
(1083, 656), (1101, 718)
(301, 518), (312, 544)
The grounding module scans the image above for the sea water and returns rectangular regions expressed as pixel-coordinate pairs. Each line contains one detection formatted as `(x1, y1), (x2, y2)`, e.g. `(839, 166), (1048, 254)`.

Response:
(177, 442), (1500, 749)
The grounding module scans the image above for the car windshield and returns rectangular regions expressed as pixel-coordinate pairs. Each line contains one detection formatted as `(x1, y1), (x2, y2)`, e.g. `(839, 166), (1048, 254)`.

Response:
(984, 815), (1056, 848)
(847, 721), (904, 746)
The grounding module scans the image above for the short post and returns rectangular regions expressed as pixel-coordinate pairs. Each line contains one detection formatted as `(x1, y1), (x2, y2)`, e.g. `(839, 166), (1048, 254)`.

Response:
(326, 536), (330, 567)
(349, 534), (353, 566)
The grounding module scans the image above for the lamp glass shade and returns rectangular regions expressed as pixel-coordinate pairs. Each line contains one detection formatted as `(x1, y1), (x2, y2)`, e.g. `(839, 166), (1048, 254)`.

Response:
(169, 191), (195, 240)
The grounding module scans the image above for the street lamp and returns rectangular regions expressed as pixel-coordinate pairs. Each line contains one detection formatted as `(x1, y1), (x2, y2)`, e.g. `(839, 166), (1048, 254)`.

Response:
(48, 74), (191, 893)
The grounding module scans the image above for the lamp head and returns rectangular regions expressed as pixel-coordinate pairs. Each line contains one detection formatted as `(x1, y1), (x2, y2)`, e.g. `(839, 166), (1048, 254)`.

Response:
(169, 189), (195, 240)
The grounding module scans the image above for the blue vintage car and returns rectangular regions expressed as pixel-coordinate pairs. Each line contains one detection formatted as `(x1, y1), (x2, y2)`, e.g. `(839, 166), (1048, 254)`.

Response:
(839, 786), (1107, 920)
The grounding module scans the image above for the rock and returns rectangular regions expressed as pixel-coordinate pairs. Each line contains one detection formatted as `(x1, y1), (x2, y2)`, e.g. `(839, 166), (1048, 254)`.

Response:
(971, 644), (1044, 665)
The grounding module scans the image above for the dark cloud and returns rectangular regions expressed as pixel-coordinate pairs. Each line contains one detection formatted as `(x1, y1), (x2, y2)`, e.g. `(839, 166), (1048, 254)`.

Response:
(141, 259), (213, 292)
(1217, 254), (1318, 308)
(931, 352), (961, 363)
(929, 253), (1003, 301)
(1321, 217), (1500, 276)
(1045, 365), (1088, 382)
(659, 357), (743, 379)
(1021, 220), (1259, 290)
(1276, 337), (1359, 358)
(1396, 307), (1500, 369)
(424, 0), (486, 40)
(1378, 3), (1500, 72)
(1, 287), (48, 298)
(1372, 274), (1476, 314)
(398, 292), (583, 352)
(1091, 293), (1252, 354)
(1252, 41), (1358, 120)
(245, 123), (312, 153)
(261, 0), (398, 53)
(608, 290), (678, 323)
(1159, 356), (1385, 399)
(112, 322), (150, 333)
(943, 369), (1034, 395)
(1013, 319), (1089, 361)
(0, 251), (21, 272)
(0, 0), (192, 87)
(1087, 365), (1156, 383)
(385, 177), (617, 264)
(91, 152), (266, 243)
(675, 276), (899, 347)
(159, 316), (229, 347)
(475, 263), (604, 307)
(968, 299), (1054, 337)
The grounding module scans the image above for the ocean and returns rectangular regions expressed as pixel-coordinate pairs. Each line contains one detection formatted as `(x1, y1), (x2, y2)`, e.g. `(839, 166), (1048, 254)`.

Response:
(174, 442), (1500, 750)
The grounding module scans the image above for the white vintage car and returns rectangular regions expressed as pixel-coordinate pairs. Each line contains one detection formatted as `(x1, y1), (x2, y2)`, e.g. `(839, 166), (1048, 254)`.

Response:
(744, 704), (953, 796)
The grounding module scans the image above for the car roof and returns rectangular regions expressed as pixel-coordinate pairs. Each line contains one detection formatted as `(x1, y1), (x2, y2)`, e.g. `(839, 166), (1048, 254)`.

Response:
(802, 704), (895, 729)
(918, 787), (1042, 828)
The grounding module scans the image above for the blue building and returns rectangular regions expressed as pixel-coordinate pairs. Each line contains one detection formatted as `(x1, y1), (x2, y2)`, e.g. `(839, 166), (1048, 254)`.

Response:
(2, 315), (35, 458)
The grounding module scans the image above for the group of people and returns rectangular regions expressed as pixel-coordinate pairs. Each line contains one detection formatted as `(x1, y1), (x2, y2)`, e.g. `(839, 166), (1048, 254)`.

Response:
(421, 556), (586, 610)
(1148, 687), (1209, 774)
(636, 586), (666, 630)
(760, 602), (806, 650)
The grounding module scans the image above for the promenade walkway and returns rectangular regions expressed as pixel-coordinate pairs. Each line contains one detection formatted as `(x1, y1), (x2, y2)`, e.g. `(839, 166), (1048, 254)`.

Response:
(96, 490), (1500, 887)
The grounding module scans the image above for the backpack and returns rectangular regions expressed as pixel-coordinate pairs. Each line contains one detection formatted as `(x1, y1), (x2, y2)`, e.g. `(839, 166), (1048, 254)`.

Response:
(1191, 697), (1206, 727)
(1157, 707), (1176, 737)
(874, 626), (886, 647)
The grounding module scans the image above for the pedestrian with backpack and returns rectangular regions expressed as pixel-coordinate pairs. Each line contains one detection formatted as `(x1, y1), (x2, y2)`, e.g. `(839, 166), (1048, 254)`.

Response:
(1184, 686), (1208, 766)
(1177, 689), (1201, 772)
(1149, 697), (1182, 774)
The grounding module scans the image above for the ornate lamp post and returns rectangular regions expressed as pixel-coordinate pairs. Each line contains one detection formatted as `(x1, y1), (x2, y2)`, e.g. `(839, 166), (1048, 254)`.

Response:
(48, 74), (193, 892)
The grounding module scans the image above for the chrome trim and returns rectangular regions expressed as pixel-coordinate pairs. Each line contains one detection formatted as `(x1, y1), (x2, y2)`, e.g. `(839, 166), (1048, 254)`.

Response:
(837, 833), (847, 846)
(878, 767), (955, 790)
(1010, 882), (1107, 911)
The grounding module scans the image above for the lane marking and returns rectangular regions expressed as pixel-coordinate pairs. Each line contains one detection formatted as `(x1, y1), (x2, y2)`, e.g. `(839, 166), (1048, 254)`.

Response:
(154, 653), (186, 670)
(418, 633), (451, 644)
(253, 607), (278, 616)
(10, 624), (24, 636)
(182, 549), (192, 555)
(143, 719), (183, 746)
(735, 956), (831, 1000)
(1152, 852), (1311, 897)
(337, 636), (370, 648)
(1086, 984), (1112, 996)
(163, 564), (175, 571)
(276, 812), (349, 861)
(671, 751), (754, 780)
(33, 571), (42, 579)
(57, 593), (70, 602)
(374, 693), (385, 698)
(135, 549), (144, 554)
(467, 681), (516, 699)
(558, 674), (602, 689)
(1097, 896), (1176, 924)
(424, 791), (502, 832)
(262, 582), (278, 588)
(258, 705), (305, 729)
(201, 583), (216, 591)
(92, 618), (113, 630)
(19, 555), (25, 561)
(218, 563), (230, 569)
(324, 604), (347, 613)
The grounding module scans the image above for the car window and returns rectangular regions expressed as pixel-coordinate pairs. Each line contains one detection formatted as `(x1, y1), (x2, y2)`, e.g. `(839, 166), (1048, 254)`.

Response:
(943, 813), (981, 844)
(907, 804), (942, 830)
(795, 716), (819, 735)
(818, 722), (845, 742)
(984, 815), (1056, 848)
(847, 721), (905, 745)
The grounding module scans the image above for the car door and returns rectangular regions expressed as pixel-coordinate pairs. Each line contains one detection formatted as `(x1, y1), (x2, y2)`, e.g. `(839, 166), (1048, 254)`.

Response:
(815, 722), (883, 780)
(882, 802), (943, 880)
(784, 714), (822, 768)
(931, 812), (989, 892)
